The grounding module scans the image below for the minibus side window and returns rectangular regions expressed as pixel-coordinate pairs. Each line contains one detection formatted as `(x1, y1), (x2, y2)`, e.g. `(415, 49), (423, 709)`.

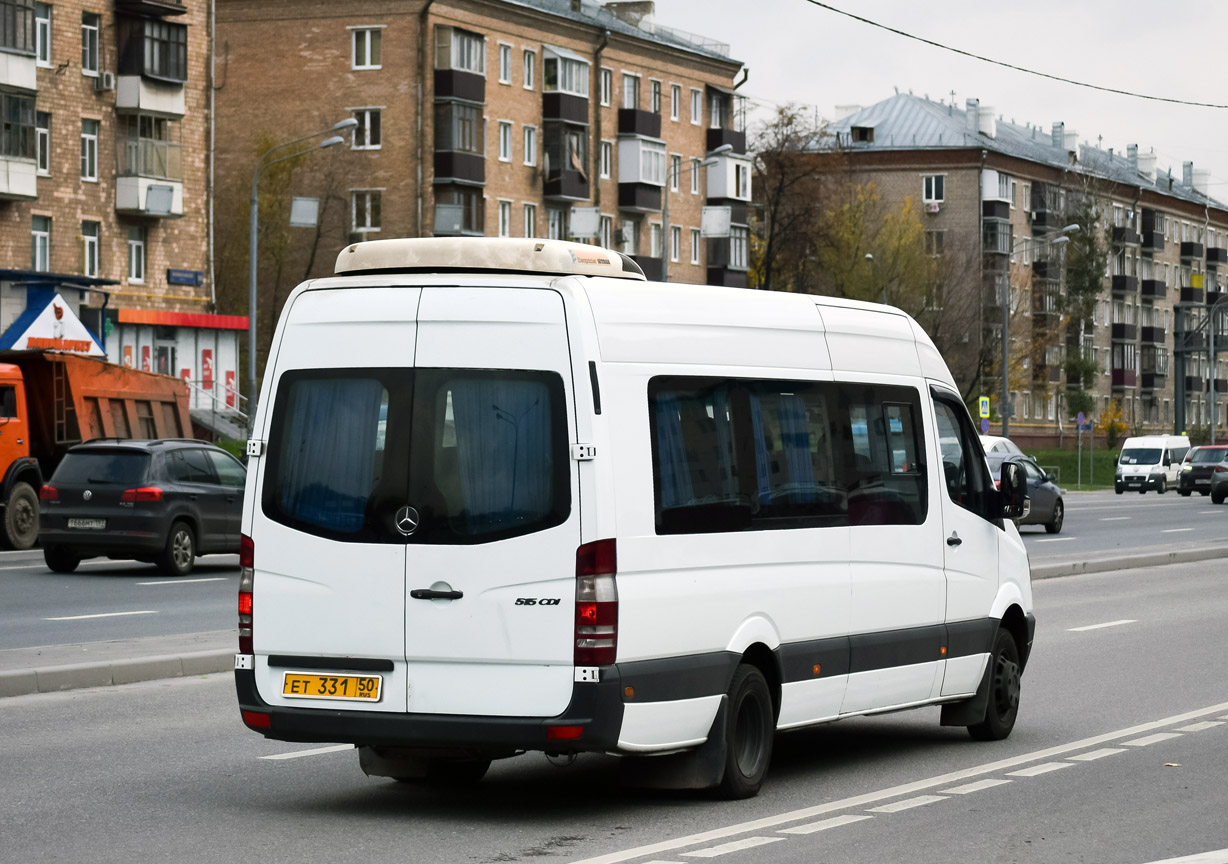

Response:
(837, 385), (927, 526)
(932, 396), (994, 521)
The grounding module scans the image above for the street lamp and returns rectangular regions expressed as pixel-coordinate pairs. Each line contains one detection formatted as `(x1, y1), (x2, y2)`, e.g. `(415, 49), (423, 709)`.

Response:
(661, 143), (733, 282)
(248, 117), (358, 429)
(1001, 223), (1080, 438)
(864, 252), (884, 304)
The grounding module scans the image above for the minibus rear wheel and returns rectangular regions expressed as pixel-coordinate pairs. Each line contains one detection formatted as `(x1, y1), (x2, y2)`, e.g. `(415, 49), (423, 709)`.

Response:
(716, 664), (774, 799)
(968, 629), (1021, 741)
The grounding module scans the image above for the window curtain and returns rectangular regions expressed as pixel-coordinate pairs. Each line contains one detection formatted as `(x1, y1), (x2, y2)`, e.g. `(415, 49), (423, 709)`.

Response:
(708, 389), (737, 499)
(654, 395), (693, 508)
(748, 393), (772, 506)
(451, 378), (552, 534)
(779, 394), (817, 502)
(278, 379), (384, 533)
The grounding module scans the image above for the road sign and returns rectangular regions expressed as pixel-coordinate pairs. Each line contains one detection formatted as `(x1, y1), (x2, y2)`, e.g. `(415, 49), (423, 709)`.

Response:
(1077, 411), (1085, 426)
(1079, 423), (1092, 431)
(981, 418), (990, 433)
(979, 396), (990, 419)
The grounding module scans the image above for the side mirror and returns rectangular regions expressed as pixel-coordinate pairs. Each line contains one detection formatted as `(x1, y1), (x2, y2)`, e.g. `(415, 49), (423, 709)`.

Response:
(1044, 472), (1056, 483)
(999, 461), (1029, 520)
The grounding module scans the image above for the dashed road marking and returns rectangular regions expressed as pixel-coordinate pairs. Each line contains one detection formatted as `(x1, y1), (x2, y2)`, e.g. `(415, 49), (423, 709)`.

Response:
(940, 778), (1011, 794)
(680, 837), (783, 858)
(1067, 748), (1127, 761)
(1035, 537), (1074, 543)
(1137, 847), (1228, 864)
(43, 610), (157, 621)
(1068, 619), (1137, 632)
(1162, 528), (1195, 533)
(1100, 517), (1131, 521)
(137, 577), (228, 586)
(260, 744), (352, 761)
(1176, 721), (1224, 733)
(778, 815), (872, 835)
(1124, 732), (1183, 747)
(1007, 762), (1072, 778)
(867, 795), (946, 813)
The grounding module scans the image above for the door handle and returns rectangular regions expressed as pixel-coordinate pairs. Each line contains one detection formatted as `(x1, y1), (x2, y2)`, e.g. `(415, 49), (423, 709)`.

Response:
(411, 588), (463, 600)
(946, 532), (962, 547)
(189, 494), (198, 501)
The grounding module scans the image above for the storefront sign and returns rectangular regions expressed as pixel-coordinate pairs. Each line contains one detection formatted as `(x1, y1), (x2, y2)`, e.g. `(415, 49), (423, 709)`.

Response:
(2, 293), (104, 357)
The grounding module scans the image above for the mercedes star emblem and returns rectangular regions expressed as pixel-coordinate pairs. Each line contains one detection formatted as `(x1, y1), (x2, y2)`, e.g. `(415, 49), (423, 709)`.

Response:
(394, 505), (420, 536)
(83, 490), (92, 501)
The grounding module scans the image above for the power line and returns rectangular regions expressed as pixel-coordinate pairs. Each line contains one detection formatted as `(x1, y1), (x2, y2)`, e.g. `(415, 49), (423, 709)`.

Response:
(801, 0), (1228, 110)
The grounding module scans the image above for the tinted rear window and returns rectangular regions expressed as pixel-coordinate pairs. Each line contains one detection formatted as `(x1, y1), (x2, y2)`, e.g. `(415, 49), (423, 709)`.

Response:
(52, 450), (150, 485)
(1191, 448), (1228, 464)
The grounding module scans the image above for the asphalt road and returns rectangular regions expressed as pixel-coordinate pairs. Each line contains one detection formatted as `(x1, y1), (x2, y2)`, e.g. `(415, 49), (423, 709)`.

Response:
(2, 560), (1226, 864)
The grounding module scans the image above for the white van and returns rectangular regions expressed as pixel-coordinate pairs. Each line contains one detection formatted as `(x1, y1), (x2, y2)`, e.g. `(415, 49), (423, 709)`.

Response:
(234, 238), (1035, 799)
(1114, 434), (1191, 494)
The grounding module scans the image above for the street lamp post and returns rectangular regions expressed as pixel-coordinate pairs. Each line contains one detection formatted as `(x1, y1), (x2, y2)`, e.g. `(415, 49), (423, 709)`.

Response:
(248, 118), (357, 430)
(1209, 293), (1228, 444)
(864, 252), (885, 304)
(661, 143), (732, 282)
(1002, 223), (1080, 438)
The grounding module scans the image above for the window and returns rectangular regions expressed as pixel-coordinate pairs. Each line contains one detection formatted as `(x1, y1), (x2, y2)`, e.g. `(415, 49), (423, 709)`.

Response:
(436, 185), (484, 235)
(735, 162), (750, 199)
(35, 110), (49, 174)
(650, 222), (662, 257)
(497, 199), (511, 237)
(81, 220), (99, 277)
(626, 138), (665, 186)
(352, 27), (381, 69)
(709, 91), (727, 129)
(81, 12), (98, 75)
(498, 43), (511, 83)
(622, 72), (639, 109)
(670, 225), (681, 262)
(543, 52), (588, 96)
(1, 91), (34, 159)
(205, 450), (247, 488)
(925, 230), (944, 256)
(599, 140), (611, 178)
(547, 206), (567, 240)
(497, 120), (512, 161)
(352, 108), (381, 149)
(690, 228), (700, 264)
(35, 2), (50, 66)
(691, 158), (700, 194)
(120, 114), (181, 181)
(128, 226), (146, 282)
(80, 119), (98, 181)
(523, 48), (535, 89)
(997, 173), (1010, 200)
(599, 67), (612, 106)
(670, 83), (680, 121)
(690, 88), (702, 124)
(932, 395), (994, 521)
(650, 79), (661, 114)
(600, 214), (612, 249)
(142, 19), (188, 81)
(523, 203), (537, 238)
(31, 215), (49, 271)
(352, 190), (382, 232)
(670, 154), (680, 192)
(620, 217), (639, 255)
(523, 125), (537, 166)
(729, 226), (748, 270)
(434, 102), (484, 154)
(435, 26), (485, 75)
(923, 174), (945, 202)
(648, 377), (926, 534)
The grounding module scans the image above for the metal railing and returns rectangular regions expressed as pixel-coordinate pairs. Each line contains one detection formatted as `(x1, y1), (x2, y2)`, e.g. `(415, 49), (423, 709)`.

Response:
(118, 138), (183, 181)
(182, 377), (247, 438)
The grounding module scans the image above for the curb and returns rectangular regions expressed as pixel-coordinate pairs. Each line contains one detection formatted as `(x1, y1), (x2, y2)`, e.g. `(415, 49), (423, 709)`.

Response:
(0, 649), (232, 699)
(1030, 545), (1228, 580)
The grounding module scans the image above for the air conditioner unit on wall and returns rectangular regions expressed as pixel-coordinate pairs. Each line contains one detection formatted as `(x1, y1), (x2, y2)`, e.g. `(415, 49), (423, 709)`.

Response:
(94, 71), (115, 92)
(925, 202), (941, 214)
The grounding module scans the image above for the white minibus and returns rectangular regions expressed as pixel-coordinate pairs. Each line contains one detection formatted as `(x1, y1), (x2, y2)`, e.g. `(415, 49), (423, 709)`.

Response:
(234, 238), (1034, 798)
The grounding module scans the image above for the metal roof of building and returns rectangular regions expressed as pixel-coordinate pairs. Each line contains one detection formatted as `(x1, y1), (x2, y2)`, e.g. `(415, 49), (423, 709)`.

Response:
(824, 92), (1228, 212)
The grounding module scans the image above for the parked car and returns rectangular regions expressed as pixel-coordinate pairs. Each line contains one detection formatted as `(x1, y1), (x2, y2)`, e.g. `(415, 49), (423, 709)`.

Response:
(1178, 445), (1228, 497)
(989, 454), (1064, 533)
(979, 434), (1025, 457)
(39, 439), (246, 575)
(1213, 458), (1228, 505)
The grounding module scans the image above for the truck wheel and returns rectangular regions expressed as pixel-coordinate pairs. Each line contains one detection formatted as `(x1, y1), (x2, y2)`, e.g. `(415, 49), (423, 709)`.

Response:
(968, 629), (1021, 741)
(716, 664), (774, 799)
(44, 546), (80, 574)
(157, 521), (195, 577)
(3, 482), (39, 550)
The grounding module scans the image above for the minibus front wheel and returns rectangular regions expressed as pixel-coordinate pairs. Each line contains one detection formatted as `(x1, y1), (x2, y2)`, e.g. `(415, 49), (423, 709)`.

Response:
(968, 629), (1021, 741)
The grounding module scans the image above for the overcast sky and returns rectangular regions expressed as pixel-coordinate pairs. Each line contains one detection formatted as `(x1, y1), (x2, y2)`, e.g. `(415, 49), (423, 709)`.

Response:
(655, 0), (1228, 199)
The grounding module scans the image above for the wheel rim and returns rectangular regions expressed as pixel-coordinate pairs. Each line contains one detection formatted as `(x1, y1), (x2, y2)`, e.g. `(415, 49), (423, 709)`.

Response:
(13, 497), (34, 536)
(172, 530), (192, 570)
(1053, 502), (1063, 531)
(733, 691), (768, 776)
(991, 652), (1021, 720)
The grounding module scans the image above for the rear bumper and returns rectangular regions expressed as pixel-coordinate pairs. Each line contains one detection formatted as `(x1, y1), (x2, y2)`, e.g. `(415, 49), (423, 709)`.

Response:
(39, 527), (165, 557)
(235, 667), (626, 755)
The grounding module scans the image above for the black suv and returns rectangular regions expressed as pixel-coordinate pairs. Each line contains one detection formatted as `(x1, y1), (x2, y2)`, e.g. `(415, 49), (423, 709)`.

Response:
(39, 439), (246, 576)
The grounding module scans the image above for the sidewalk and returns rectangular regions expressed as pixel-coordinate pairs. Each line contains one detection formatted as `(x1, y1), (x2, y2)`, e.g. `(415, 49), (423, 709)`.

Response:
(3, 545), (1227, 699)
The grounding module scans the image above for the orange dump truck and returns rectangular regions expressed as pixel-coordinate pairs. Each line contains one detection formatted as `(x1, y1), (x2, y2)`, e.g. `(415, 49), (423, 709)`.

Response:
(0, 351), (192, 549)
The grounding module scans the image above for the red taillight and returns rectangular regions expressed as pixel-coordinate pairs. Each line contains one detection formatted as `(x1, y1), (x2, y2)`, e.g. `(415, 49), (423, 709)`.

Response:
(1216, 465), (1228, 473)
(120, 487), (163, 502)
(575, 539), (617, 666)
(40, 485), (58, 501)
(546, 725), (583, 741)
(238, 533), (254, 654)
(241, 710), (271, 729)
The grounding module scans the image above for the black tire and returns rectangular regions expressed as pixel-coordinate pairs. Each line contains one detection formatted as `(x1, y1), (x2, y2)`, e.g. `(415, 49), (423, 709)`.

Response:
(1179, 490), (1191, 497)
(716, 664), (774, 799)
(1115, 487), (1123, 495)
(1213, 490), (1226, 505)
(968, 629), (1022, 741)
(1200, 490), (1210, 497)
(1045, 499), (1064, 534)
(44, 546), (81, 574)
(1157, 478), (1167, 494)
(157, 521), (195, 577)
(3, 481), (40, 550)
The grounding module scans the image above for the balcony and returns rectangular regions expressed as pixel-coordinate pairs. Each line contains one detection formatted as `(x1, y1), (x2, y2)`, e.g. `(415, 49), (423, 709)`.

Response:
(1181, 286), (1205, 304)
(632, 255), (662, 281)
(706, 127), (747, 155)
(1032, 363), (1062, 384)
(117, 76), (186, 117)
(433, 151), (484, 185)
(115, 138), (183, 217)
(1112, 369), (1137, 388)
(1140, 279), (1167, 300)
(618, 183), (661, 212)
(1141, 371), (1167, 389)
(542, 92), (588, 124)
(543, 142), (587, 200)
(1031, 208), (1059, 233)
(618, 108), (661, 139)
(1209, 288), (1226, 306)
(1181, 241), (1205, 259)
(1208, 247), (1228, 265)
(0, 0), (36, 92)
(706, 267), (747, 288)
(1178, 332), (1207, 351)
(1141, 325), (1166, 345)
(1141, 229), (1165, 252)
(1111, 275), (1138, 295)
(1185, 376), (1205, 393)
(982, 200), (1009, 221)
(1111, 322), (1137, 341)
(435, 69), (484, 103)
(0, 155), (35, 200)
(1112, 226), (1140, 246)
(0, 49), (35, 93)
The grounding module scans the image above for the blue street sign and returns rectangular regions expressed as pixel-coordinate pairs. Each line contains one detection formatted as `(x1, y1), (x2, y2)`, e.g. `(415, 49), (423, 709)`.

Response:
(1077, 411), (1085, 426)
(981, 418), (990, 433)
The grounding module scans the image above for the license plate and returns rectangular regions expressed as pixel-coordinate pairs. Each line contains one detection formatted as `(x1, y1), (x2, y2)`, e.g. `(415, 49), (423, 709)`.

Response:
(282, 672), (382, 702)
(67, 518), (106, 530)
(1196, 479), (1210, 485)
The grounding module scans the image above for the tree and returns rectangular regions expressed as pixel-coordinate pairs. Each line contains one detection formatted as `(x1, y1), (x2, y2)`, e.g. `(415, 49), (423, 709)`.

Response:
(1062, 187), (1111, 423)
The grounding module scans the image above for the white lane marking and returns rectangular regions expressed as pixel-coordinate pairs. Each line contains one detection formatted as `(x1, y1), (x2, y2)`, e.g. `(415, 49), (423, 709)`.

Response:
(1035, 537), (1074, 543)
(1068, 619), (1138, 632)
(43, 610), (157, 621)
(260, 744), (352, 761)
(778, 815), (872, 835)
(680, 837), (784, 858)
(1198, 511), (1220, 515)
(1137, 848), (1228, 864)
(566, 700), (1228, 864)
(867, 795), (946, 813)
(1162, 528), (1195, 533)
(1100, 516), (1131, 521)
(137, 577), (228, 586)
(941, 778), (1011, 795)
(1176, 721), (1224, 733)
(1124, 732), (1183, 747)
(1068, 748), (1126, 761)
(1006, 762), (1072, 778)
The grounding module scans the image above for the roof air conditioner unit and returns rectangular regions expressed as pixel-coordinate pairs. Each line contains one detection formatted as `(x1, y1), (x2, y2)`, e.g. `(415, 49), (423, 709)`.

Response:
(925, 202), (940, 214)
(94, 71), (115, 92)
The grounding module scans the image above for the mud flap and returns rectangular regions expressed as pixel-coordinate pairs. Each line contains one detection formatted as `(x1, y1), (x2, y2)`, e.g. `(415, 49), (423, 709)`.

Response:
(619, 695), (728, 790)
(940, 655), (992, 727)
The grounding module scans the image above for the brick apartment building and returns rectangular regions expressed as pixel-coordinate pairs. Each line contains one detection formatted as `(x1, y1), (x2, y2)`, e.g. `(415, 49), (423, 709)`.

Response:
(214, 0), (750, 383)
(0, 0), (245, 434)
(818, 93), (1228, 445)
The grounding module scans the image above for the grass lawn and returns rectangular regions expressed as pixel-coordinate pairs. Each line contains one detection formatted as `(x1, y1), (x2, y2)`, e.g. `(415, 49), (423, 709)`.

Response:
(1023, 447), (1119, 491)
